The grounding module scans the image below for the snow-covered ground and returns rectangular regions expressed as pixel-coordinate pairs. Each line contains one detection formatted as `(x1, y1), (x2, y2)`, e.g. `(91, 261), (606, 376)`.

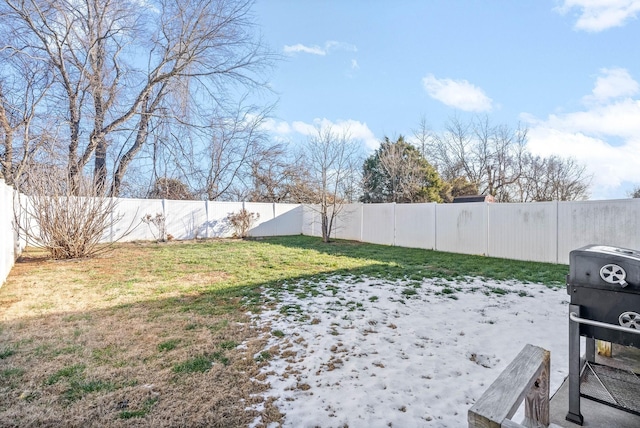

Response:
(252, 276), (570, 428)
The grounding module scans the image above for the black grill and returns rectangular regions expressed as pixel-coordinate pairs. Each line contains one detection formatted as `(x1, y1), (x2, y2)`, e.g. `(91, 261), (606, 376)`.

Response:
(566, 245), (640, 425)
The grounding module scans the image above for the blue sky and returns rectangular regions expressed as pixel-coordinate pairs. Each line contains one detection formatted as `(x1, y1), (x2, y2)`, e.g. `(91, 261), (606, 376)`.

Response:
(253, 0), (640, 200)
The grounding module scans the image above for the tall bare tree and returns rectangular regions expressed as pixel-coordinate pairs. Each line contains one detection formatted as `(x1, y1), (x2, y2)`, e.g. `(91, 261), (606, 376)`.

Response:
(1, 0), (274, 195)
(246, 143), (312, 203)
(303, 126), (361, 243)
(426, 115), (591, 202)
(429, 116), (527, 201)
(0, 48), (53, 189)
(517, 154), (591, 201)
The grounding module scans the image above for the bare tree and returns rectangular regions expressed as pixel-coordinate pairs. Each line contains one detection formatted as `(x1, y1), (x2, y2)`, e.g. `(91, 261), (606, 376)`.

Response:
(303, 126), (361, 243)
(411, 115), (434, 159)
(0, 49), (52, 189)
(517, 154), (591, 201)
(2, 0), (274, 196)
(429, 116), (528, 201)
(246, 143), (311, 203)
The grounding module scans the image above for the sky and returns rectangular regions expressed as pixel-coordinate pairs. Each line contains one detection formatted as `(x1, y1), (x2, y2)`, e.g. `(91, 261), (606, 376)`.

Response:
(249, 275), (570, 427)
(252, 0), (640, 200)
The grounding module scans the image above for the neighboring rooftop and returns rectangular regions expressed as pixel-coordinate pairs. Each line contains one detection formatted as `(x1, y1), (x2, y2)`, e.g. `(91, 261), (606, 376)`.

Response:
(452, 194), (495, 203)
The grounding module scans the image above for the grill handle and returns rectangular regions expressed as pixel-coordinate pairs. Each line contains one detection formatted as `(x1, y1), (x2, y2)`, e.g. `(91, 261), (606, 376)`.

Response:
(569, 312), (640, 335)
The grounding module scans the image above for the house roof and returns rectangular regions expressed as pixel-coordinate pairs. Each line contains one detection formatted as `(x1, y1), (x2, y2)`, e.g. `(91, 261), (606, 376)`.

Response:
(452, 195), (495, 203)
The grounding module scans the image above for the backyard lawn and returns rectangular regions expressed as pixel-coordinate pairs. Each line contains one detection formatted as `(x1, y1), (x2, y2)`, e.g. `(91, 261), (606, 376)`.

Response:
(0, 236), (569, 427)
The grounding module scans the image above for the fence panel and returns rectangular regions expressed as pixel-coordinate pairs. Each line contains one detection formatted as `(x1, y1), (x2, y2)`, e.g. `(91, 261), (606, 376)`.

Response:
(0, 180), (17, 286)
(394, 203), (436, 250)
(333, 204), (362, 241)
(113, 198), (163, 241)
(488, 202), (558, 263)
(301, 205), (322, 238)
(557, 199), (640, 264)
(435, 203), (487, 256)
(245, 202), (276, 236)
(165, 200), (207, 240)
(362, 203), (395, 245)
(273, 204), (304, 236)
(206, 201), (243, 238)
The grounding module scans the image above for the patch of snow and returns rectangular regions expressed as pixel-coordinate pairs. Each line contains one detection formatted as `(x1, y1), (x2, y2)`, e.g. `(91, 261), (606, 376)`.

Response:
(253, 276), (570, 427)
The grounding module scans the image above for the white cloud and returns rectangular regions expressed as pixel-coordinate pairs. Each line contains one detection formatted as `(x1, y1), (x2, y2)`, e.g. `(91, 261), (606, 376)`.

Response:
(292, 118), (379, 150)
(542, 99), (640, 138)
(261, 118), (292, 135)
(351, 59), (359, 70)
(283, 40), (357, 56)
(422, 74), (493, 112)
(555, 0), (640, 32)
(283, 44), (327, 56)
(585, 67), (639, 103)
(523, 69), (640, 199)
(260, 117), (379, 150)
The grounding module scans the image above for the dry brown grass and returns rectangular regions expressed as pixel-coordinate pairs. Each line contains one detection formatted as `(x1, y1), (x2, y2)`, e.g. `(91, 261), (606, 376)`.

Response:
(0, 243), (282, 427)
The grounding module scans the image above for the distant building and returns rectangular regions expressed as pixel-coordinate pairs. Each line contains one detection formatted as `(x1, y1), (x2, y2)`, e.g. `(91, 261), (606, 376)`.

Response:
(452, 194), (496, 203)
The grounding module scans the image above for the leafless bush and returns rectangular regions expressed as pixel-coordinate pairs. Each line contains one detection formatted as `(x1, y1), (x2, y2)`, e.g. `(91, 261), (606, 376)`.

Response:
(15, 167), (126, 259)
(226, 209), (260, 238)
(141, 213), (168, 242)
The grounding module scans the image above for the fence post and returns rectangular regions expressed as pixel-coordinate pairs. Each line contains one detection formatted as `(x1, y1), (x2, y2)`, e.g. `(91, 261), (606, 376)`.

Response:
(393, 202), (397, 246)
(434, 203), (438, 251)
(555, 200), (559, 264)
(485, 202), (490, 257)
(110, 197), (114, 243)
(360, 204), (364, 242)
(205, 200), (209, 239)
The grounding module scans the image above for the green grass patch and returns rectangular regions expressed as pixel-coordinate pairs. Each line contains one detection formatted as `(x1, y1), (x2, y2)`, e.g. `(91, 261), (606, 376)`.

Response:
(172, 355), (212, 374)
(258, 236), (567, 286)
(44, 364), (117, 402)
(119, 397), (158, 420)
(0, 348), (15, 359)
(255, 351), (271, 362)
(172, 351), (230, 374)
(63, 379), (116, 402)
(219, 340), (238, 350)
(46, 364), (86, 385)
(157, 339), (180, 352)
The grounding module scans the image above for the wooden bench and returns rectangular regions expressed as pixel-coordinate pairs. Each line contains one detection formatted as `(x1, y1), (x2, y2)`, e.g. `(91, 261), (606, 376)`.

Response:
(468, 344), (550, 428)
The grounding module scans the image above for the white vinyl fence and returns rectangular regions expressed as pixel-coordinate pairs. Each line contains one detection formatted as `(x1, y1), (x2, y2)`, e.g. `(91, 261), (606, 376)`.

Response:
(3, 192), (640, 287)
(0, 179), (21, 286)
(110, 199), (303, 242)
(302, 199), (640, 265)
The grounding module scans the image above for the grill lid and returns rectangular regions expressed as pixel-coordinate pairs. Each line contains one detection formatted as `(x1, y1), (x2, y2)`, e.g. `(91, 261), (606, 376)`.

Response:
(568, 244), (640, 292)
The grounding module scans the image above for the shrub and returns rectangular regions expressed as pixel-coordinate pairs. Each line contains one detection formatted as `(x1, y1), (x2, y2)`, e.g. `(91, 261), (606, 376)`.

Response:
(141, 213), (168, 242)
(16, 170), (128, 259)
(226, 208), (259, 238)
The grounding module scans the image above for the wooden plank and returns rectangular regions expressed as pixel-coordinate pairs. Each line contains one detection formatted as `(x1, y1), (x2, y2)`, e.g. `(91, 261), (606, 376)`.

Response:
(523, 350), (550, 428)
(468, 344), (550, 428)
(501, 420), (524, 428)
